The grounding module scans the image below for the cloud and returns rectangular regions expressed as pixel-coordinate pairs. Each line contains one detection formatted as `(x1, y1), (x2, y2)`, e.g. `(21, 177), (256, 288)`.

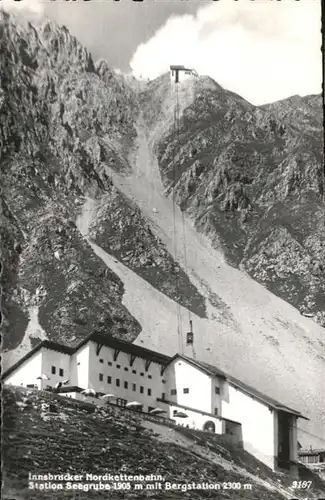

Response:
(129, 1), (322, 105)
(1, 0), (45, 18)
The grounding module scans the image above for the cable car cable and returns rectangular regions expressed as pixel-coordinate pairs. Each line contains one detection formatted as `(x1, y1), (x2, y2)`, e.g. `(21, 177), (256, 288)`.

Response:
(172, 81), (183, 354)
(174, 79), (194, 357)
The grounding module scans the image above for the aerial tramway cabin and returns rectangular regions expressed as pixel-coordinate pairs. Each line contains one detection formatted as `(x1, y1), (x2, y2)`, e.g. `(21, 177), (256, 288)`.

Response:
(3, 331), (306, 475)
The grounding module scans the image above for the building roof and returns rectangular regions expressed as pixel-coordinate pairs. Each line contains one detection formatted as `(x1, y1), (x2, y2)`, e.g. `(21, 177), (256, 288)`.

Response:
(226, 374), (308, 419)
(170, 65), (198, 75)
(170, 354), (308, 420)
(2, 340), (75, 379)
(156, 397), (241, 425)
(170, 65), (187, 70)
(299, 449), (325, 456)
(1, 334), (308, 420)
(57, 386), (83, 393)
(2, 332), (171, 381)
(170, 354), (227, 379)
(76, 331), (172, 366)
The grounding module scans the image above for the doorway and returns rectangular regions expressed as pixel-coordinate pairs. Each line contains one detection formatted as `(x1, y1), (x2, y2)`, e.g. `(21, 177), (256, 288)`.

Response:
(203, 420), (216, 433)
(277, 411), (291, 469)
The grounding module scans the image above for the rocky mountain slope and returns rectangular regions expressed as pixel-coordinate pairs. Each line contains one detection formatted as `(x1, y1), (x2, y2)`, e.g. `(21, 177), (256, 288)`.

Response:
(3, 386), (325, 500)
(0, 12), (205, 357)
(142, 75), (325, 324)
(1, 12), (325, 449)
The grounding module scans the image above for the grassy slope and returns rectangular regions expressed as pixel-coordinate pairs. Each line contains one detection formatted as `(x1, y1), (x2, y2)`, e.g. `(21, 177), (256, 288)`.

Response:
(3, 387), (325, 500)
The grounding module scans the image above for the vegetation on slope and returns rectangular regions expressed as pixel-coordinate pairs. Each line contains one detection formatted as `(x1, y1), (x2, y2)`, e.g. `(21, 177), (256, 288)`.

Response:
(3, 387), (324, 500)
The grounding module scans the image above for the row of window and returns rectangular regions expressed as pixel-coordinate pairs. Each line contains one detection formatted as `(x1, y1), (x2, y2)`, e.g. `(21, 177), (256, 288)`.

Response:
(170, 387), (220, 395)
(170, 388), (189, 395)
(300, 455), (322, 464)
(99, 360), (154, 379)
(99, 374), (152, 396)
(51, 366), (64, 376)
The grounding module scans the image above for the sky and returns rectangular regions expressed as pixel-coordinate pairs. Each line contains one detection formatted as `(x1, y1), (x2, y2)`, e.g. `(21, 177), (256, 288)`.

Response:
(2, 0), (322, 105)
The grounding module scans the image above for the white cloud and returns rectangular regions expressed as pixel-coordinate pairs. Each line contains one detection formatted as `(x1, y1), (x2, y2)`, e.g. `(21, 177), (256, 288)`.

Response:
(1, 0), (45, 18)
(130, 0), (322, 105)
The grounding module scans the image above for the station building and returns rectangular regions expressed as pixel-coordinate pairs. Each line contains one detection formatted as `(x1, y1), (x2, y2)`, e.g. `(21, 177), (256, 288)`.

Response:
(3, 331), (307, 473)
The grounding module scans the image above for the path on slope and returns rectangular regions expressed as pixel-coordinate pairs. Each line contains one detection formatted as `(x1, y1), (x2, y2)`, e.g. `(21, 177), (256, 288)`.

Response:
(77, 113), (325, 449)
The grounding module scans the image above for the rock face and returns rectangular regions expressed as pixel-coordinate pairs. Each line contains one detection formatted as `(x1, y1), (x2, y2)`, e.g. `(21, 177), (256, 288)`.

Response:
(0, 12), (206, 357)
(145, 77), (325, 325)
(0, 13), (139, 351)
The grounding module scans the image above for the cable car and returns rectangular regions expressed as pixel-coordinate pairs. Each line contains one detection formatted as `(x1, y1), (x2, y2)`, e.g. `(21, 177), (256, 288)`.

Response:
(186, 320), (194, 345)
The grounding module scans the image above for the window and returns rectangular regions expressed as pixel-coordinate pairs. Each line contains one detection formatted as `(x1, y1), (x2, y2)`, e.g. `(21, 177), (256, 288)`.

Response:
(140, 386), (144, 394)
(116, 364), (121, 369)
(214, 408), (218, 415)
(161, 393), (166, 400)
(148, 375), (152, 379)
(59, 368), (64, 377)
(132, 370), (136, 374)
(183, 388), (189, 394)
(124, 367), (129, 371)
(215, 387), (220, 395)
(171, 389), (177, 395)
(116, 379), (120, 387)
(124, 381), (128, 389)
(99, 373), (103, 381)
(132, 383), (136, 392)
(51, 366), (56, 375)
(107, 376), (112, 384)
(148, 388), (151, 396)
(99, 359), (104, 364)
(108, 361), (112, 366)
(140, 372), (144, 377)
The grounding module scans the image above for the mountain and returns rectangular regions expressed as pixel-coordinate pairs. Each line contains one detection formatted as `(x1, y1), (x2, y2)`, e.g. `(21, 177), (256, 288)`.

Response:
(142, 75), (325, 323)
(1, 12), (324, 449)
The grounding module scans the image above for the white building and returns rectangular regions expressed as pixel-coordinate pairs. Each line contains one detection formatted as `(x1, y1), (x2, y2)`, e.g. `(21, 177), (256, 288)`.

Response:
(3, 332), (307, 474)
(170, 65), (198, 84)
